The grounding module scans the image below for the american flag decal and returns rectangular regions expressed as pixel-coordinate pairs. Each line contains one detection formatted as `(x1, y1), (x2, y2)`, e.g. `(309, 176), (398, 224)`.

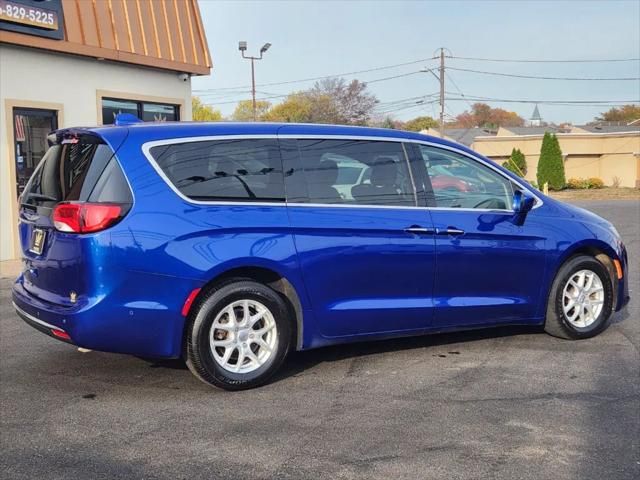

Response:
(14, 115), (27, 142)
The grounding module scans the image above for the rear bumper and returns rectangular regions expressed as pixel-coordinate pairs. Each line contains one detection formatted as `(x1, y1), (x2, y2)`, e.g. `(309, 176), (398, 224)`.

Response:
(12, 272), (201, 358)
(13, 301), (74, 344)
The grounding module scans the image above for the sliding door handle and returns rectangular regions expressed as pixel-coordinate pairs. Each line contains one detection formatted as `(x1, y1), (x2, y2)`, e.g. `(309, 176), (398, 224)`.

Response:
(404, 226), (435, 235)
(436, 227), (465, 236)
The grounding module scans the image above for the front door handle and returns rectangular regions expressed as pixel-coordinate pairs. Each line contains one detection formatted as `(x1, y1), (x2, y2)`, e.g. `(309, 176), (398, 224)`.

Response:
(404, 226), (435, 235)
(436, 227), (465, 236)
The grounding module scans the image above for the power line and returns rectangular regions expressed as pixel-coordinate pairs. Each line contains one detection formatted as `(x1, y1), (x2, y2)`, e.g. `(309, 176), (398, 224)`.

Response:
(447, 67), (640, 81)
(375, 93), (439, 107)
(364, 71), (421, 84)
(202, 93), (289, 106)
(444, 94), (638, 107)
(448, 55), (640, 63)
(194, 58), (435, 92)
(444, 71), (474, 110)
(376, 100), (439, 115)
(201, 72), (425, 107)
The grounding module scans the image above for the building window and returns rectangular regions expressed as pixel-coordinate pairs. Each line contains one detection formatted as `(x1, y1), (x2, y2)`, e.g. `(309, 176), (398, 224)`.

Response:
(101, 98), (179, 125)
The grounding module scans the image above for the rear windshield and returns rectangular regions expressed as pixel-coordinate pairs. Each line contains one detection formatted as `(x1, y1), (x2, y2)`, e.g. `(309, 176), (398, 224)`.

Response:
(22, 137), (131, 207)
(149, 139), (285, 202)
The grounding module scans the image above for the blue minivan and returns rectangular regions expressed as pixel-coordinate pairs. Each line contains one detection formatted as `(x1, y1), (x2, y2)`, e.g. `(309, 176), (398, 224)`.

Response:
(13, 120), (629, 390)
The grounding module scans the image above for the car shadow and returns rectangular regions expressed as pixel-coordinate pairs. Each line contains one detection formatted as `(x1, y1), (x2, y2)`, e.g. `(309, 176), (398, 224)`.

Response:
(138, 325), (542, 383)
(141, 307), (630, 385)
(270, 324), (543, 384)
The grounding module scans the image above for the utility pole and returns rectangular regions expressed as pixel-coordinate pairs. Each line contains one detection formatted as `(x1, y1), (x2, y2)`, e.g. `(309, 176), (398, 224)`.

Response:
(439, 47), (445, 138)
(238, 41), (272, 121)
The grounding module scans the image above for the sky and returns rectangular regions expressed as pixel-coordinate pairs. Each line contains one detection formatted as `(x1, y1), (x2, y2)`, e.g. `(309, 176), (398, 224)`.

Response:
(193, 0), (640, 125)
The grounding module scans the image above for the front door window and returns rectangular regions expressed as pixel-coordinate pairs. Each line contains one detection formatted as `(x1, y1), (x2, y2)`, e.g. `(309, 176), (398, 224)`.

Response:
(418, 145), (514, 210)
(13, 108), (58, 198)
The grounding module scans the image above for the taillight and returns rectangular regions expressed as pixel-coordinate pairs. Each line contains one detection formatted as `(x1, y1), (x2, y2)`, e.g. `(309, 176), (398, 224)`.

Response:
(53, 202), (122, 233)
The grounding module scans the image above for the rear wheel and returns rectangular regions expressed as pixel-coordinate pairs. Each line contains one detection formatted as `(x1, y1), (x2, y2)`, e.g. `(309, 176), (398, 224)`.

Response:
(186, 280), (292, 390)
(544, 255), (614, 339)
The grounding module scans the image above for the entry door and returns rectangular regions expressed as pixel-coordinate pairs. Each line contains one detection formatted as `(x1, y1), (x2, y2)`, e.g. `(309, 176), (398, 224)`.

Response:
(13, 108), (58, 197)
(411, 143), (547, 327)
(280, 136), (436, 339)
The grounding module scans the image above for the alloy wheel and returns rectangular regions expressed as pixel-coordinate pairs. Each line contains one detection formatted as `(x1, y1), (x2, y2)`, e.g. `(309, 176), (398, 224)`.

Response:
(561, 269), (605, 329)
(209, 299), (278, 374)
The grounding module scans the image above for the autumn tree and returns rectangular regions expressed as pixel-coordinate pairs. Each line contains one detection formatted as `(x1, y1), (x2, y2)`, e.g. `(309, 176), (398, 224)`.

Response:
(596, 105), (640, 123)
(308, 78), (378, 125)
(261, 77), (378, 125)
(232, 100), (272, 121)
(403, 116), (438, 132)
(192, 97), (222, 121)
(454, 103), (524, 128)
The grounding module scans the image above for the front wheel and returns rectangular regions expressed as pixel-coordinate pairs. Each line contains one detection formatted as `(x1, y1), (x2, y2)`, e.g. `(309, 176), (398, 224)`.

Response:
(186, 280), (292, 390)
(544, 255), (614, 340)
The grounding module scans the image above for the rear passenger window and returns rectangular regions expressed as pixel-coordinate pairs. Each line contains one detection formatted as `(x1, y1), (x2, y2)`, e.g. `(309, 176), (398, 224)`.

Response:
(293, 139), (416, 207)
(149, 139), (284, 202)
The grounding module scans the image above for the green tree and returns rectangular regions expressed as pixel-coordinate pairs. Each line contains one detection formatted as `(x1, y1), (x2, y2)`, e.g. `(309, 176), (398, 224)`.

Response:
(536, 132), (565, 190)
(596, 104), (640, 123)
(381, 116), (397, 129)
(232, 100), (272, 121)
(192, 97), (222, 121)
(403, 116), (438, 132)
(502, 148), (527, 177)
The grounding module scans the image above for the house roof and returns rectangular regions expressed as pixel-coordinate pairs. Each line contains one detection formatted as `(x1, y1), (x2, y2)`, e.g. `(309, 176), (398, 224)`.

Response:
(445, 128), (497, 146)
(499, 126), (560, 136)
(573, 124), (640, 134)
(422, 127), (496, 146)
(0, 0), (212, 75)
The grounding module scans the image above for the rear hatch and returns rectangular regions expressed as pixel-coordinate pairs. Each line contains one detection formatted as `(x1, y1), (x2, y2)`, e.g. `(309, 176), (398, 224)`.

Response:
(18, 130), (132, 306)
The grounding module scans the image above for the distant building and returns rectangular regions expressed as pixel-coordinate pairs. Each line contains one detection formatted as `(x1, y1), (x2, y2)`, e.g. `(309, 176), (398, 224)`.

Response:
(471, 125), (640, 188)
(529, 105), (543, 126)
(421, 127), (497, 147)
(0, 0), (212, 264)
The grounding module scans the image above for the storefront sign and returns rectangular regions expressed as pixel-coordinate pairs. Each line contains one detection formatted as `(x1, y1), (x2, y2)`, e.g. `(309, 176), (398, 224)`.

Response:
(0, 0), (63, 39)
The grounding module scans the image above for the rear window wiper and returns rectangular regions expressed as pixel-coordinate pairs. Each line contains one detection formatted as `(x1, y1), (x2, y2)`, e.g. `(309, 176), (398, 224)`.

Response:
(22, 193), (59, 204)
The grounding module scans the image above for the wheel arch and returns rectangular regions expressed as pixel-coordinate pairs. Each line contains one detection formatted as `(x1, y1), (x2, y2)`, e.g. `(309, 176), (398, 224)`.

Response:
(551, 240), (620, 309)
(186, 265), (305, 352)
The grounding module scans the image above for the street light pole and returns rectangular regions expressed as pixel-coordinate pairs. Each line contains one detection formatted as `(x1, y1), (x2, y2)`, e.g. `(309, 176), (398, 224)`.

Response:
(250, 57), (256, 121)
(239, 41), (271, 122)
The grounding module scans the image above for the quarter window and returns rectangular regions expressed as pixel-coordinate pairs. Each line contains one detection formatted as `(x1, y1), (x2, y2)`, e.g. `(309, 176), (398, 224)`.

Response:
(418, 145), (514, 210)
(149, 139), (285, 202)
(294, 139), (416, 207)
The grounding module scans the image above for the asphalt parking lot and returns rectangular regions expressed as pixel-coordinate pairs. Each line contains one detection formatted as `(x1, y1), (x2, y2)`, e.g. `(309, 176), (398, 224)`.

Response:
(1, 200), (638, 480)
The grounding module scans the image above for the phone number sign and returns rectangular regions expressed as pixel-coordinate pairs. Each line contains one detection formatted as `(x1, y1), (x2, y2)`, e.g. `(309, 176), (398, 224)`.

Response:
(0, 0), (63, 39)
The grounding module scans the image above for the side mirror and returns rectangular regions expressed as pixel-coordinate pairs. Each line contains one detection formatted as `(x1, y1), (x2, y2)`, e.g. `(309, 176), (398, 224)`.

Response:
(513, 190), (535, 215)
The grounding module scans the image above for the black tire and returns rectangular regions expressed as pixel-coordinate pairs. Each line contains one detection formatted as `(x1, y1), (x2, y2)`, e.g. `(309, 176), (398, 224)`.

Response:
(544, 255), (614, 340)
(185, 279), (292, 390)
